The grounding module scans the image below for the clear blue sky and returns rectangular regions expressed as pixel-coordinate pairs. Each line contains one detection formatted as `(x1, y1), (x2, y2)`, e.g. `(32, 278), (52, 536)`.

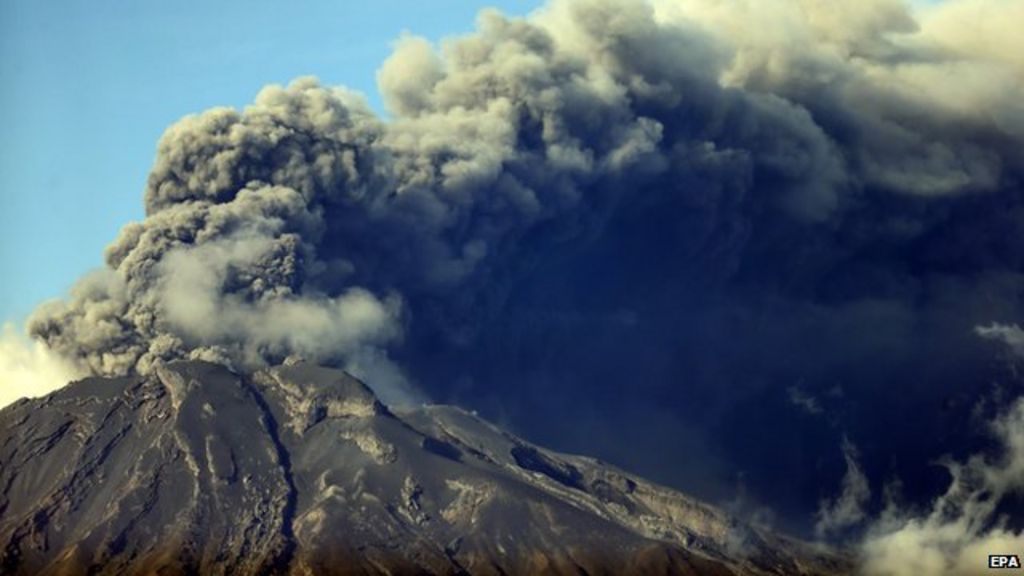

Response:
(0, 0), (541, 325)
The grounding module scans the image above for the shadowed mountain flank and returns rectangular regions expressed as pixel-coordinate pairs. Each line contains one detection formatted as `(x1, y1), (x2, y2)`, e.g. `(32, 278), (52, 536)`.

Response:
(0, 361), (850, 575)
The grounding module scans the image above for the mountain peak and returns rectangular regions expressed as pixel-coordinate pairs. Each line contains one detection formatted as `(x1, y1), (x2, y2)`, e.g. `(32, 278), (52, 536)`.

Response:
(0, 362), (851, 575)
(254, 362), (387, 436)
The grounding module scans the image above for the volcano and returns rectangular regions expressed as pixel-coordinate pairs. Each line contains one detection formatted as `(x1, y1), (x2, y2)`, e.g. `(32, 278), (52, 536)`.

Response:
(0, 361), (849, 575)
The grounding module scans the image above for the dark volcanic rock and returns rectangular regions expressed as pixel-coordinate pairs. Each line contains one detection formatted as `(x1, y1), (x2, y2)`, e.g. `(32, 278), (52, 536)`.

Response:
(0, 361), (851, 575)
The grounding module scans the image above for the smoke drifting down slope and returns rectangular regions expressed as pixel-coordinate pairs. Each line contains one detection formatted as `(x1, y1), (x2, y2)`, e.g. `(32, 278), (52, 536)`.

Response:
(13, 0), (1024, 560)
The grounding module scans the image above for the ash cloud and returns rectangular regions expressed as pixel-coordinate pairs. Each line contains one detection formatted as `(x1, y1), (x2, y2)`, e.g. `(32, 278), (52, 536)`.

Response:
(18, 0), (1024, 537)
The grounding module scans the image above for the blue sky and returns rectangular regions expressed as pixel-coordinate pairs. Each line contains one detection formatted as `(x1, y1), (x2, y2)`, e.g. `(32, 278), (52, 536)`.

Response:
(0, 0), (541, 325)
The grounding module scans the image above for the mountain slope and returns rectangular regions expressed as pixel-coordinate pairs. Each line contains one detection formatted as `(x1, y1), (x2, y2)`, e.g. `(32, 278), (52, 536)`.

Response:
(0, 361), (850, 575)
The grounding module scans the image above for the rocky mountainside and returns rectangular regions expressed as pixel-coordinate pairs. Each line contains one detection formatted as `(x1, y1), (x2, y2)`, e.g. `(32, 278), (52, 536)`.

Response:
(0, 361), (851, 575)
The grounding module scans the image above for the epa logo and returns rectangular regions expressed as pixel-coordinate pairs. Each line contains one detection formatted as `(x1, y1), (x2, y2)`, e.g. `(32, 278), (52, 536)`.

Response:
(990, 555), (1022, 569)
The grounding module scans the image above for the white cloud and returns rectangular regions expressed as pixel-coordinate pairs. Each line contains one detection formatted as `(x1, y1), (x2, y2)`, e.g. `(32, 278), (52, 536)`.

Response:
(859, 398), (1024, 575)
(0, 322), (85, 409)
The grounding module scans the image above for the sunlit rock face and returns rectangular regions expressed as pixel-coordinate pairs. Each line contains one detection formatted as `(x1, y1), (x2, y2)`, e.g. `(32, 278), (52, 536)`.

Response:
(0, 361), (850, 575)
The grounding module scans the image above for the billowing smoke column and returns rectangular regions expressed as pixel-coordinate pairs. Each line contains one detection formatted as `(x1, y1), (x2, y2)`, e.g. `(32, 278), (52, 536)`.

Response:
(24, 0), (1024, 546)
(29, 88), (419, 402)
(30, 0), (854, 398)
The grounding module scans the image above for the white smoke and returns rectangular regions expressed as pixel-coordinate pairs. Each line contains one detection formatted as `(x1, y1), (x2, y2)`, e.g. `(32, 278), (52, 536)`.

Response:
(816, 438), (871, 538)
(859, 398), (1024, 575)
(0, 322), (86, 409)
(858, 323), (1024, 575)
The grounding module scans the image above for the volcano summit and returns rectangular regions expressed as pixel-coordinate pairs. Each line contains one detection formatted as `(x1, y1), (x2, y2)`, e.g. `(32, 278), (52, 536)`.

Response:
(0, 361), (848, 575)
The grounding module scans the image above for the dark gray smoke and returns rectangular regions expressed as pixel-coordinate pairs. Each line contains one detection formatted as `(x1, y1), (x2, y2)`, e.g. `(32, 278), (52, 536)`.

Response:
(25, 0), (1024, 543)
